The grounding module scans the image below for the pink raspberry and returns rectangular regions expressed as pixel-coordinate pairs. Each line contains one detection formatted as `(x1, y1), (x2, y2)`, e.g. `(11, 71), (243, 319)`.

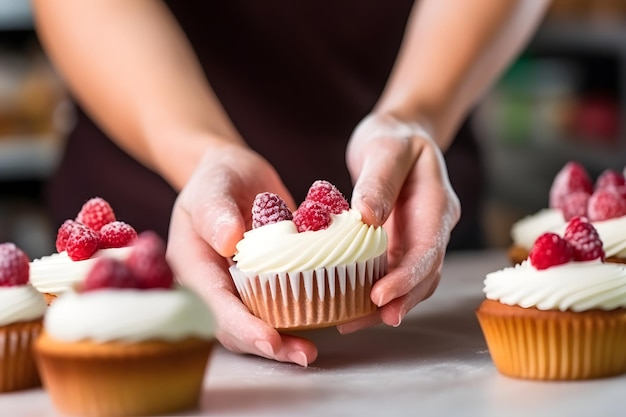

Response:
(99, 221), (138, 249)
(66, 224), (100, 261)
(595, 169), (625, 191)
(252, 192), (293, 229)
(563, 216), (604, 261)
(587, 187), (626, 221)
(305, 180), (349, 214)
(81, 257), (140, 292)
(55, 219), (81, 252)
(528, 232), (573, 270)
(0, 243), (30, 287)
(549, 162), (593, 210)
(293, 200), (331, 232)
(76, 197), (116, 231)
(126, 231), (174, 289)
(560, 191), (591, 221)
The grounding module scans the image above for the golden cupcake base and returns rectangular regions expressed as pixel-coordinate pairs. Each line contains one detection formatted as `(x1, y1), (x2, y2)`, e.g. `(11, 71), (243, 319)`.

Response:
(0, 319), (42, 392)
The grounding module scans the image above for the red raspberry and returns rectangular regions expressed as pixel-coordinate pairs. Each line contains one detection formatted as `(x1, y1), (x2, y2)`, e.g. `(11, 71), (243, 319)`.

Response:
(252, 192), (293, 229)
(66, 224), (100, 261)
(81, 257), (140, 292)
(560, 191), (591, 221)
(549, 162), (593, 210)
(55, 219), (81, 252)
(293, 200), (331, 232)
(528, 232), (573, 270)
(563, 216), (604, 261)
(587, 187), (626, 221)
(99, 221), (138, 249)
(126, 231), (173, 289)
(595, 169), (625, 191)
(305, 180), (349, 214)
(76, 197), (116, 231)
(0, 243), (30, 287)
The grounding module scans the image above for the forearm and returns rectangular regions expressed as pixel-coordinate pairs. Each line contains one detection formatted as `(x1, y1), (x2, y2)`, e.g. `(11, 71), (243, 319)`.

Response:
(32, 0), (244, 190)
(375, 0), (550, 149)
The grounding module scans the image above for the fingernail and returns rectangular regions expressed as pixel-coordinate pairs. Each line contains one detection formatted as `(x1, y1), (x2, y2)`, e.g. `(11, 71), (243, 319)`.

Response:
(393, 311), (404, 328)
(377, 290), (393, 307)
(288, 351), (309, 367)
(254, 340), (275, 358)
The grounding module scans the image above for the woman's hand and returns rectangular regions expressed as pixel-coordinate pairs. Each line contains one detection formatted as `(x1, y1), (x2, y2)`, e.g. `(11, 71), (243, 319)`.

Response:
(166, 143), (317, 367)
(338, 113), (461, 333)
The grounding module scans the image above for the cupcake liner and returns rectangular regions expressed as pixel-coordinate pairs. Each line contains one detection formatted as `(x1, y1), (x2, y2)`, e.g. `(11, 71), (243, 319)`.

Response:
(0, 319), (42, 392)
(476, 300), (626, 380)
(230, 253), (387, 330)
(35, 333), (214, 417)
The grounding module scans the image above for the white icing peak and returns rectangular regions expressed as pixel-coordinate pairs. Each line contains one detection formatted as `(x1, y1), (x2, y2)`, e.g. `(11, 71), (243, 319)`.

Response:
(483, 259), (626, 312)
(232, 209), (387, 274)
(0, 284), (47, 326)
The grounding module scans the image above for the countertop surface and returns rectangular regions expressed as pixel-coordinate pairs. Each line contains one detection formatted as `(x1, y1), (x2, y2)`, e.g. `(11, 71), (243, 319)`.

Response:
(1, 250), (624, 416)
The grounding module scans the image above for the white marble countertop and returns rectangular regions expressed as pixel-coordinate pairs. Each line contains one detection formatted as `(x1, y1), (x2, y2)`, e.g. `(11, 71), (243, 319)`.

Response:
(2, 250), (624, 416)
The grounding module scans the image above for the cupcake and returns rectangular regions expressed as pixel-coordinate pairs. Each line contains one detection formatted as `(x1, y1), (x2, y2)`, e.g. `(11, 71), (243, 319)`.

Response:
(479, 217), (626, 380)
(35, 232), (216, 417)
(509, 162), (626, 265)
(30, 197), (138, 304)
(229, 180), (388, 330)
(0, 242), (47, 392)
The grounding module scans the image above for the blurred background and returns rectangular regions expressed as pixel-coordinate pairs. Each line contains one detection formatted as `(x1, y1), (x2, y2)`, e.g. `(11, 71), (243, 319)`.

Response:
(0, 0), (625, 259)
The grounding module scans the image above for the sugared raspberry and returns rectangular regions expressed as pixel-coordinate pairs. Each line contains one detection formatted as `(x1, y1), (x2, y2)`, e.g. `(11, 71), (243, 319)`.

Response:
(528, 232), (573, 270)
(81, 257), (140, 292)
(55, 219), (81, 252)
(126, 231), (173, 289)
(66, 224), (100, 261)
(293, 200), (331, 232)
(76, 197), (116, 231)
(305, 180), (349, 214)
(252, 192), (293, 229)
(0, 243), (30, 287)
(560, 191), (591, 221)
(587, 187), (626, 221)
(563, 216), (604, 261)
(549, 162), (593, 210)
(99, 221), (138, 249)
(595, 169), (626, 191)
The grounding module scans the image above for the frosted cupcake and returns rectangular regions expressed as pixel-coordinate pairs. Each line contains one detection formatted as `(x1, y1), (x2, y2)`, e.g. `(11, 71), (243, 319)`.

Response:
(230, 180), (388, 330)
(509, 162), (626, 264)
(479, 217), (626, 380)
(30, 197), (138, 303)
(35, 232), (216, 417)
(0, 242), (47, 392)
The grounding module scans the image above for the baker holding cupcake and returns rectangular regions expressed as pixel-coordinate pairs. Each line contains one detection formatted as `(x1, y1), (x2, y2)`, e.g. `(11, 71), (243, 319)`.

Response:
(32, 1), (550, 366)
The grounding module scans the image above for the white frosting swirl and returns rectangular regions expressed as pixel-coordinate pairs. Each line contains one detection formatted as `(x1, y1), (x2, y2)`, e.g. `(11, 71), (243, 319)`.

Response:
(44, 286), (215, 342)
(30, 247), (133, 295)
(0, 284), (47, 326)
(232, 209), (387, 274)
(483, 260), (626, 312)
(510, 209), (626, 258)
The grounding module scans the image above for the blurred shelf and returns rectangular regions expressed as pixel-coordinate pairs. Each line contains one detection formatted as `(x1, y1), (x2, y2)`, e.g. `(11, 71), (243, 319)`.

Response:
(0, 135), (62, 181)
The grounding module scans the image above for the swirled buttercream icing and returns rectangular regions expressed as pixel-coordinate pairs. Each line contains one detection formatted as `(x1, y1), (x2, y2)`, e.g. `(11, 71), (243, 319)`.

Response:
(0, 284), (47, 326)
(232, 209), (387, 274)
(30, 247), (133, 295)
(44, 286), (215, 343)
(483, 259), (626, 312)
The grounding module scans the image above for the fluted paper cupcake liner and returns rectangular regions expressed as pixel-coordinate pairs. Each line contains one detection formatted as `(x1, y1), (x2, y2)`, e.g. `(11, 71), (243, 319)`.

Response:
(0, 319), (42, 392)
(230, 254), (387, 330)
(476, 300), (626, 380)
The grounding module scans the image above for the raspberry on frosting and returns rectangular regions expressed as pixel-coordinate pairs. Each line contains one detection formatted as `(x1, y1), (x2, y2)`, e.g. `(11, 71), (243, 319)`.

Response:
(587, 186), (626, 222)
(82, 258), (140, 291)
(563, 216), (604, 262)
(65, 224), (100, 261)
(252, 192), (293, 229)
(293, 200), (332, 232)
(0, 242), (30, 287)
(305, 180), (350, 214)
(99, 221), (138, 249)
(529, 233), (573, 270)
(76, 197), (116, 232)
(595, 169), (626, 191)
(55, 219), (82, 253)
(549, 162), (593, 210)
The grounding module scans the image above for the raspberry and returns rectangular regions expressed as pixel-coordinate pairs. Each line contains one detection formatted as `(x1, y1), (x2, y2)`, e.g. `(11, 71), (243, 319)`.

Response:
(528, 232), (573, 270)
(81, 257), (140, 292)
(595, 169), (625, 191)
(76, 197), (116, 231)
(126, 231), (174, 289)
(560, 191), (591, 221)
(587, 187), (626, 221)
(55, 219), (81, 252)
(99, 221), (138, 249)
(563, 216), (604, 261)
(252, 192), (293, 229)
(66, 224), (100, 261)
(305, 180), (349, 214)
(0, 243), (30, 287)
(293, 200), (331, 232)
(549, 162), (593, 210)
